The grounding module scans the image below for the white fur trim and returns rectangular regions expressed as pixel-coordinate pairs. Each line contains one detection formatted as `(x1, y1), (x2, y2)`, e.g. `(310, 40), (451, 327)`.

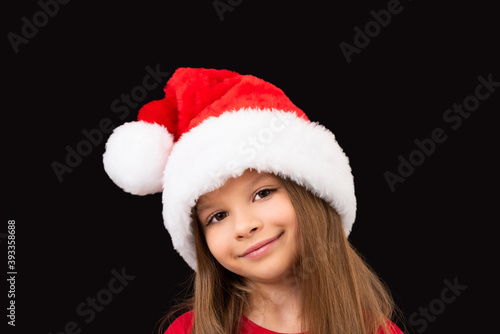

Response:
(103, 121), (174, 195)
(162, 109), (356, 270)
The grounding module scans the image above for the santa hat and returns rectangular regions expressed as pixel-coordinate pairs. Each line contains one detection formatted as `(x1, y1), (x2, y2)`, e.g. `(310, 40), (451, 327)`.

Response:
(103, 68), (356, 270)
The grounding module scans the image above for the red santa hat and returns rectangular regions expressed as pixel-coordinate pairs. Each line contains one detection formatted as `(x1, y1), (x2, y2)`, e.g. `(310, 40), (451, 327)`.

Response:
(103, 68), (356, 270)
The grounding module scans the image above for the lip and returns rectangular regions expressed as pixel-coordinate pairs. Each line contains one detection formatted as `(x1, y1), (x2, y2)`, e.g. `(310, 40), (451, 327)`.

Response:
(240, 232), (284, 258)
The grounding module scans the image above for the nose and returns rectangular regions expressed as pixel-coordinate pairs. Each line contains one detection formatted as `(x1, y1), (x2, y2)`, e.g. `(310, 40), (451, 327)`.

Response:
(234, 214), (263, 240)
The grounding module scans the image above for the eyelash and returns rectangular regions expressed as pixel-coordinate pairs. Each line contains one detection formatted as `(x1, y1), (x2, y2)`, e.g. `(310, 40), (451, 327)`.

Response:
(205, 188), (277, 226)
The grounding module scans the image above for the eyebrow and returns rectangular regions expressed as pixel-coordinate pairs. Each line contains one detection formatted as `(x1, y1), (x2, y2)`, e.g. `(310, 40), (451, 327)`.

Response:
(195, 200), (219, 215)
(246, 172), (277, 190)
(195, 173), (277, 214)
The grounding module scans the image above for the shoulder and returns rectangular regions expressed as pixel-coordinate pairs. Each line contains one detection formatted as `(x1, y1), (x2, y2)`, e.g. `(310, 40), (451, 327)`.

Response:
(378, 320), (404, 334)
(164, 311), (194, 334)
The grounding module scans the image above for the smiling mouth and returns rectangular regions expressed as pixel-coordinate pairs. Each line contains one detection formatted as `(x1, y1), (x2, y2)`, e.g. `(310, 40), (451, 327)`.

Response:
(240, 232), (284, 258)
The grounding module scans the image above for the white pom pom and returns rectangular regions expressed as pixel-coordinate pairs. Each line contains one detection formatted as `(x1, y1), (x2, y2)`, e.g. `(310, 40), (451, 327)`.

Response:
(103, 121), (174, 195)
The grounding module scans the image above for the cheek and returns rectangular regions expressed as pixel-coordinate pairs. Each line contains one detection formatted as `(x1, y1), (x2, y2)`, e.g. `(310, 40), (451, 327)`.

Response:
(265, 196), (297, 228)
(204, 228), (233, 261)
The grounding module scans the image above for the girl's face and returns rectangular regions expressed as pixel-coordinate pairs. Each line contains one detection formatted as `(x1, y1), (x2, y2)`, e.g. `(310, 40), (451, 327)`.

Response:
(196, 169), (298, 284)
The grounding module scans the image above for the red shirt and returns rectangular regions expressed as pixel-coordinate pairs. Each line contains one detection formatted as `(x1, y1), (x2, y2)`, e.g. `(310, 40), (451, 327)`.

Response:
(165, 311), (403, 334)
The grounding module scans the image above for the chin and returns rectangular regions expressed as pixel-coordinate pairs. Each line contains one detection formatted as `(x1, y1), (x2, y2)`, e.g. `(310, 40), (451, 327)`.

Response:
(243, 259), (297, 284)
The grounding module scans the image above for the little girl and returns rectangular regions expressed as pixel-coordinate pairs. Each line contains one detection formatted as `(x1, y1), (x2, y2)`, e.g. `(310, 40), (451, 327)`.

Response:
(103, 68), (404, 334)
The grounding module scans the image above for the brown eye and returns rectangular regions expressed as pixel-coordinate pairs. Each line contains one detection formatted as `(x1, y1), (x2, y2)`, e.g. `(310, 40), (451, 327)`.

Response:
(254, 189), (276, 201)
(214, 212), (227, 221)
(207, 212), (228, 226)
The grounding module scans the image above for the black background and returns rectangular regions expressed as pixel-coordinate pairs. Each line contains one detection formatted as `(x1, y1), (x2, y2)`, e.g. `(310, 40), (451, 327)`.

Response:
(4, 0), (498, 333)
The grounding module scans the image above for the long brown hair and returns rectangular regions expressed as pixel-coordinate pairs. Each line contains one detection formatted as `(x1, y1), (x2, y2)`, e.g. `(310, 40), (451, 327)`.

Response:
(158, 173), (397, 334)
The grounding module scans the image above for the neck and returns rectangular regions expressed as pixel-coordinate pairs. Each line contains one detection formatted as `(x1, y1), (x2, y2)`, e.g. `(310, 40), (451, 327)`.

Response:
(245, 279), (303, 332)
